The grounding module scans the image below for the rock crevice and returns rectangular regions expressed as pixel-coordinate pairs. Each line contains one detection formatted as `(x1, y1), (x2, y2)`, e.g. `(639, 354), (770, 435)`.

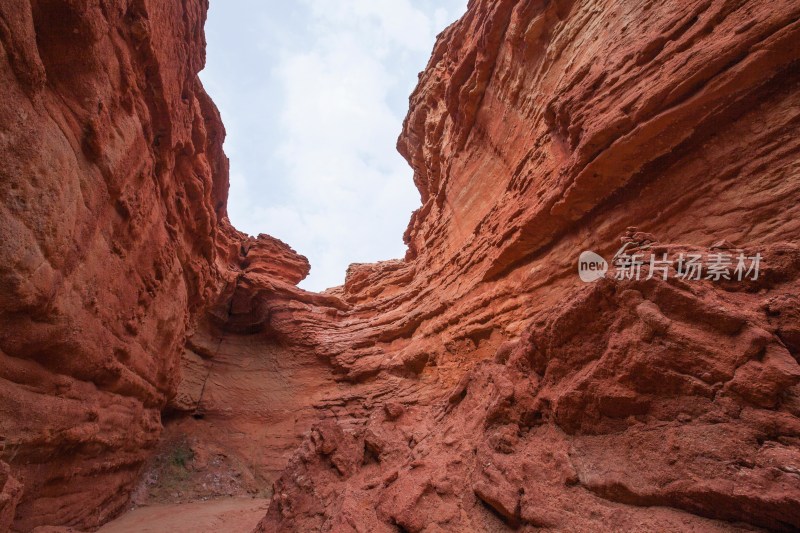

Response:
(1, 0), (800, 531)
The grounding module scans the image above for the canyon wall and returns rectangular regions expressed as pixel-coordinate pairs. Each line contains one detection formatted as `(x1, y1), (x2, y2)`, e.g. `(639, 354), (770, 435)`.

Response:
(253, 0), (800, 531)
(0, 0), (255, 529)
(1, 0), (799, 532)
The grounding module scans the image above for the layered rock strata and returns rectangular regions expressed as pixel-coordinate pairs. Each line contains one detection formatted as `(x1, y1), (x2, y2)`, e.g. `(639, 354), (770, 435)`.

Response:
(1, 0), (800, 532)
(254, 0), (800, 530)
(0, 0), (241, 529)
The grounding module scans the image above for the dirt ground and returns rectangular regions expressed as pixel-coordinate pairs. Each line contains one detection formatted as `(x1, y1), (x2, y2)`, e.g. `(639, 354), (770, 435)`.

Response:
(97, 498), (270, 533)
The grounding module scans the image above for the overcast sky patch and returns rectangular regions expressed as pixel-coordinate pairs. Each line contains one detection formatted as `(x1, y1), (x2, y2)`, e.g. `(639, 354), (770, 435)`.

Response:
(200, 0), (467, 291)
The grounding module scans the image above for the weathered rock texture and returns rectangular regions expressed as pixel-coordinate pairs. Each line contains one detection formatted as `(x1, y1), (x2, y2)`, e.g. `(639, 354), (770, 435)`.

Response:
(0, 0), (256, 529)
(252, 0), (800, 531)
(1, 0), (800, 532)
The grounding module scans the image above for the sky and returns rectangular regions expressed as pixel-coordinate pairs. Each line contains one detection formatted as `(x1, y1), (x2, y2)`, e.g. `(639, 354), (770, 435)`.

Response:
(200, 0), (467, 291)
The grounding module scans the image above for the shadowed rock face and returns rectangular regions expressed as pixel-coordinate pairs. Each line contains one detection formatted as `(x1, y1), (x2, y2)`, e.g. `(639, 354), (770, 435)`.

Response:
(0, 0), (252, 529)
(1, 0), (800, 532)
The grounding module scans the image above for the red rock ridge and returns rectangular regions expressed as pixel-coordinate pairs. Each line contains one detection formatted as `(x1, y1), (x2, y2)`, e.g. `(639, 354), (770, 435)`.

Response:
(253, 0), (800, 531)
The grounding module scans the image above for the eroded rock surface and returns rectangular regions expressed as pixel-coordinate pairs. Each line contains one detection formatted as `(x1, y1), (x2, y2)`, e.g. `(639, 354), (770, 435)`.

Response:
(1, 0), (800, 532)
(253, 0), (800, 531)
(0, 0), (250, 529)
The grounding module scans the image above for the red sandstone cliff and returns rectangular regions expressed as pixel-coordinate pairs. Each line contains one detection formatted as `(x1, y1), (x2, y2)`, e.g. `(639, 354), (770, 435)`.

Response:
(0, 0), (259, 529)
(253, 0), (800, 530)
(1, 0), (800, 532)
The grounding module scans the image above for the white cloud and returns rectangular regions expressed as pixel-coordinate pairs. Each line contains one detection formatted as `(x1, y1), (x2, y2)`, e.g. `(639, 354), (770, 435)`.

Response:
(201, 0), (467, 291)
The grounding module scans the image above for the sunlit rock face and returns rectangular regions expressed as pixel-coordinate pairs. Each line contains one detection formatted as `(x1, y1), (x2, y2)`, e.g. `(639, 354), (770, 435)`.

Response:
(2, 0), (800, 531)
(255, 0), (800, 531)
